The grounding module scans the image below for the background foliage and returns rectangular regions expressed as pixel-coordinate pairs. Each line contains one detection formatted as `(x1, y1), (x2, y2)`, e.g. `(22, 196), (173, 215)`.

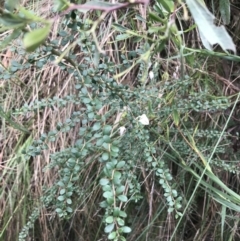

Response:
(1, 0), (240, 240)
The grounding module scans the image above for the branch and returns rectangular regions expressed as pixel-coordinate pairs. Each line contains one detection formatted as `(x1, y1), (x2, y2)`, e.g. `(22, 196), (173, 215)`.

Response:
(61, 0), (149, 15)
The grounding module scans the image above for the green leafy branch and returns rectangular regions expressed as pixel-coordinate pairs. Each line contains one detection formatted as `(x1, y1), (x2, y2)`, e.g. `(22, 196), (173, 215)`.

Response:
(0, 7), (52, 51)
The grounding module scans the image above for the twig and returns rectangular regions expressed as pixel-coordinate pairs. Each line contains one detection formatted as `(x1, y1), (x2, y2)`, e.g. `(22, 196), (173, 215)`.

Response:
(61, 0), (149, 16)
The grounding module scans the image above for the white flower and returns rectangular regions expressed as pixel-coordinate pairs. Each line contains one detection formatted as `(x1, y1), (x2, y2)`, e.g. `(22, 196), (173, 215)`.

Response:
(149, 71), (154, 80)
(119, 126), (126, 136)
(138, 114), (149, 125)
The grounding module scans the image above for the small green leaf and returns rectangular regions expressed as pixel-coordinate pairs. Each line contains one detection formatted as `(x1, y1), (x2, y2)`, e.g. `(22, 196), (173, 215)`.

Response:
(116, 161), (125, 169)
(104, 223), (114, 233)
(66, 207), (73, 213)
(23, 25), (51, 52)
(99, 201), (108, 208)
(102, 142), (110, 151)
(119, 236), (126, 241)
(175, 203), (182, 209)
(113, 208), (120, 217)
(107, 197), (114, 205)
(96, 138), (104, 146)
(60, 189), (66, 195)
(81, 87), (88, 94)
(172, 190), (178, 197)
(121, 226), (131, 233)
(102, 152), (109, 161)
(93, 122), (101, 131)
(119, 211), (127, 218)
(113, 171), (121, 185)
(103, 125), (112, 135)
(66, 191), (73, 197)
(100, 178), (110, 186)
(168, 207), (174, 213)
(108, 231), (117, 240)
(166, 173), (172, 181)
(82, 98), (91, 104)
(102, 184), (111, 192)
(159, 179), (164, 184)
(117, 217), (125, 226)
(116, 186), (125, 195)
(103, 135), (111, 143)
(118, 195), (128, 202)
(55, 208), (62, 213)
(103, 191), (113, 198)
(113, 171), (121, 180)
(57, 181), (65, 187)
(57, 195), (65, 201)
(111, 146), (119, 153)
(106, 216), (114, 223)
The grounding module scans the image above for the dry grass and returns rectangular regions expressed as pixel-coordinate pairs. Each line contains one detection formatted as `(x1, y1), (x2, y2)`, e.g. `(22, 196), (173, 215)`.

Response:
(0, 1), (82, 239)
(1, 1), (240, 241)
